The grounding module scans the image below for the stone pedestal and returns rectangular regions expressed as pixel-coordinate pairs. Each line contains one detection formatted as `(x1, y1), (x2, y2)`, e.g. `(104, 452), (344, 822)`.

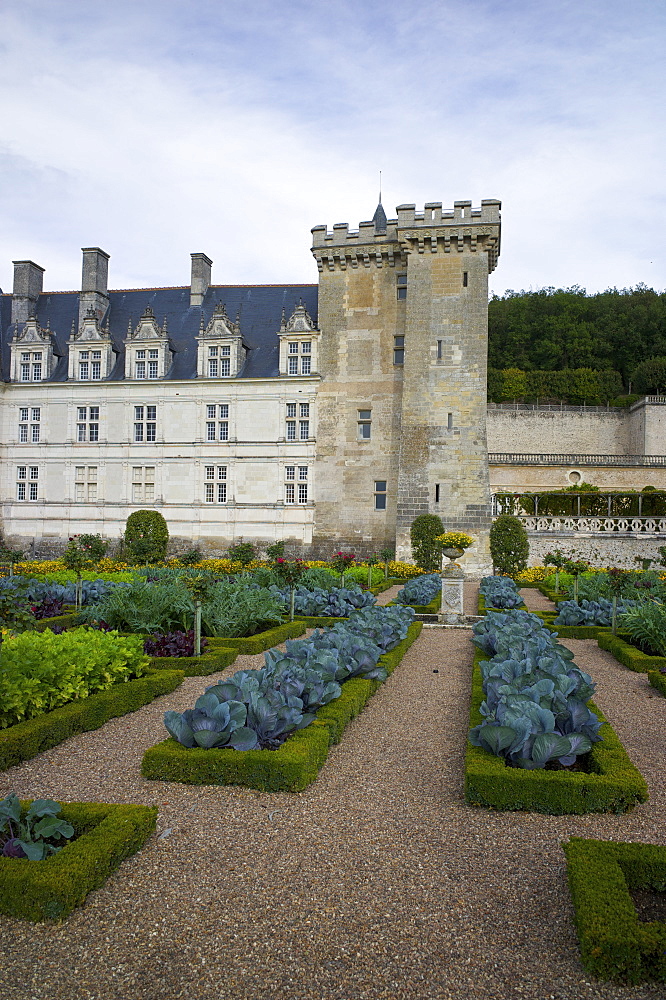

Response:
(440, 566), (465, 624)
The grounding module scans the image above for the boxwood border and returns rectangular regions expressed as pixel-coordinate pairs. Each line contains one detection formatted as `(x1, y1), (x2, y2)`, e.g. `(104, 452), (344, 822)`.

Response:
(0, 800), (158, 922)
(563, 837), (666, 983)
(465, 649), (648, 814)
(141, 622), (423, 791)
(148, 647), (237, 676)
(0, 669), (184, 771)
(205, 620), (306, 654)
(597, 632), (666, 674)
(648, 670), (666, 697)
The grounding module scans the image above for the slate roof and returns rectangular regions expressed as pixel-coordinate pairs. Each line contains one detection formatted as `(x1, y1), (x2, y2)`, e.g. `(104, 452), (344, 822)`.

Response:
(0, 284), (319, 382)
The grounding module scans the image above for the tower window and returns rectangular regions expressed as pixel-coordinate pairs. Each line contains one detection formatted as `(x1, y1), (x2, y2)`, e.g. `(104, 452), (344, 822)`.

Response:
(447, 412), (453, 430)
(374, 481), (387, 510)
(463, 272), (468, 287)
(435, 483), (440, 503)
(397, 274), (407, 300)
(358, 409), (372, 440)
(394, 336), (404, 365)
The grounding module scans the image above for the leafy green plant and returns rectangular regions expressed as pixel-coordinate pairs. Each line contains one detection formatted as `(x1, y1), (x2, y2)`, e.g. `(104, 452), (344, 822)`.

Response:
(265, 540), (286, 560)
(77, 534), (108, 561)
(380, 547), (394, 580)
(489, 514), (529, 577)
(410, 515), (444, 573)
(618, 602), (666, 656)
(177, 548), (203, 566)
(544, 549), (566, 592)
(0, 794), (74, 860)
(81, 580), (193, 633)
(0, 629), (148, 728)
(226, 541), (256, 568)
(273, 558), (307, 621)
(124, 510), (169, 564)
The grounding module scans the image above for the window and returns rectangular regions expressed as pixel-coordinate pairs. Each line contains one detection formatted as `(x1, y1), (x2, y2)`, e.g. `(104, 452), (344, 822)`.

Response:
(287, 340), (313, 375)
(358, 409), (372, 440)
(299, 419), (309, 440)
(286, 402), (297, 441)
(19, 406), (40, 443)
(435, 483), (440, 504)
(20, 352), (43, 381)
(134, 405), (156, 443)
(220, 346), (231, 377)
(132, 466), (155, 503)
(76, 406), (99, 443)
(204, 465), (227, 503)
(285, 465), (308, 504)
(463, 271), (468, 287)
(394, 336), (404, 365)
(397, 274), (407, 300)
(374, 480), (387, 510)
(17, 466), (38, 501)
(206, 404), (229, 441)
(437, 340), (442, 361)
(447, 412), (453, 430)
(75, 466), (98, 502)
(79, 351), (89, 380)
(91, 350), (102, 381)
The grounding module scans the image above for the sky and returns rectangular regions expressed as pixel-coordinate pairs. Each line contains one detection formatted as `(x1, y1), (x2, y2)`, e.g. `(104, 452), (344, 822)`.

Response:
(0, 0), (664, 298)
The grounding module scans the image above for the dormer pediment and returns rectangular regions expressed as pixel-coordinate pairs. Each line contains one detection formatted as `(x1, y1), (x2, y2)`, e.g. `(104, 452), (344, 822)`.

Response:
(281, 301), (317, 334)
(202, 301), (241, 340)
(14, 317), (54, 347)
(129, 305), (165, 342)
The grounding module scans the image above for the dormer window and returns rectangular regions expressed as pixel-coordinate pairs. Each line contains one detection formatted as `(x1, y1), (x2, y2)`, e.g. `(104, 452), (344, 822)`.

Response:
(67, 308), (114, 382)
(124, 306), (172, 381)
(278, 304), (319, 376)
(196, 302), (245, 378)
(20, 351), (43, 382)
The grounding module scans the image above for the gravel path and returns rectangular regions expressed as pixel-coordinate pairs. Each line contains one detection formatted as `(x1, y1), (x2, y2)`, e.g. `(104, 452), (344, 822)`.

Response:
(0, 587), (665, 999)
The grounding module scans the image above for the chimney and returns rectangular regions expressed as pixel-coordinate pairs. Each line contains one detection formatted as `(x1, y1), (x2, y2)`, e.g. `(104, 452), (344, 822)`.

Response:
(79, 247), (110, 328)
(11, 260), (44, 325)
(190, 253), (212, 307)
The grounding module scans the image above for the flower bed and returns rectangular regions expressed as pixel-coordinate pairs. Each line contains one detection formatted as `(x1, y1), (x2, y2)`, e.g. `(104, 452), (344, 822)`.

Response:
(0, 801), (157, 922)
(564, 837), (666, 983)
(0, 669), (183, 771)
(142, 623), (422, 791)
(465, 648), (648, 814)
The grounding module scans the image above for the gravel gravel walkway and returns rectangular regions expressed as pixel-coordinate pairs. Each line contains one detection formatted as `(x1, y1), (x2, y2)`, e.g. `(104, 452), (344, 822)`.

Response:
(1, 587), (665, 999)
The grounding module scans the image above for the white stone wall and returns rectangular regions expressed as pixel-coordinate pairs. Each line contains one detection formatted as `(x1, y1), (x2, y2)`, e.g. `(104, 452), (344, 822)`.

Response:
(487, 408), (630, 455)
(526, 533), (666, 570)
(0, 376), (319, 552)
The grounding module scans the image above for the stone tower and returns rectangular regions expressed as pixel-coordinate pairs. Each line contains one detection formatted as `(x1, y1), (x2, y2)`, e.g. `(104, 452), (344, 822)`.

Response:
(311, 198), (501, 573)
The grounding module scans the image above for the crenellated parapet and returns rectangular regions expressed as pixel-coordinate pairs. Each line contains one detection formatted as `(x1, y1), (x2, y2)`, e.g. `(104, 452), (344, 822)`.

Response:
(311, 198), (501, 273)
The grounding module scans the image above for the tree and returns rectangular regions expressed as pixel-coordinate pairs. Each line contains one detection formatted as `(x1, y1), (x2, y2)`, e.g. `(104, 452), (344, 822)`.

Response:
(632, 356), (666, 395)
(489, 515), (529, 577)
(410, 514), (444, 572)
(124, 510), (169, 564)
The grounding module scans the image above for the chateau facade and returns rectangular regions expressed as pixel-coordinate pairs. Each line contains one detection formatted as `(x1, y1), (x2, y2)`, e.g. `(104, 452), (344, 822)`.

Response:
(3, 197), (665, 571)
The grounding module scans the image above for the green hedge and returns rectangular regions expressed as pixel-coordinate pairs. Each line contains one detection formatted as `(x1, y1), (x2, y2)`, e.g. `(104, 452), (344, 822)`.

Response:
(291, 615), (348, 628)
(206, 620), (306, 654)
(0, 801), (158, 922)
(648, 670), (666, 697)
(537, 583), (565, 603)
(465, 650), (648, 814)
(33, 612), (82, 632)
(564, 837), (666, 983)
(597, 633), (666, 674)
(148, 648), (237, 676)
(477, 595), (527, 614)
(0, 669), (183, 771)
(142, 623), (423, 791)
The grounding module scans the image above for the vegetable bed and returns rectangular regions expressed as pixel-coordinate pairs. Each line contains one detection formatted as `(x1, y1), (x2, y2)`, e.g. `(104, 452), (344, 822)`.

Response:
(597, 633), (666, 674)
(148, 648), (237, 676)
(0, 801), (157, 922)
(142, 622), (422, 791)
(564, 837), (666, 983)
(205, 620), (306, 654)
(465, 648), (648, 814)
(0, 669), (183, 771)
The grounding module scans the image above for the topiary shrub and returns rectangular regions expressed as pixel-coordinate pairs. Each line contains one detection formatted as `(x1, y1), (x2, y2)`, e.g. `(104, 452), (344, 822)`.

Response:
(410, 514), (444, 573)
(124, 510), (169, 564)
(489, 514), (529, 577)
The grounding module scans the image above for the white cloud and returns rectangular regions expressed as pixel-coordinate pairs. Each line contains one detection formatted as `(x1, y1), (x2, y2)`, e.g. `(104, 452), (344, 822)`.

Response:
(0, 0), (664, 295)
